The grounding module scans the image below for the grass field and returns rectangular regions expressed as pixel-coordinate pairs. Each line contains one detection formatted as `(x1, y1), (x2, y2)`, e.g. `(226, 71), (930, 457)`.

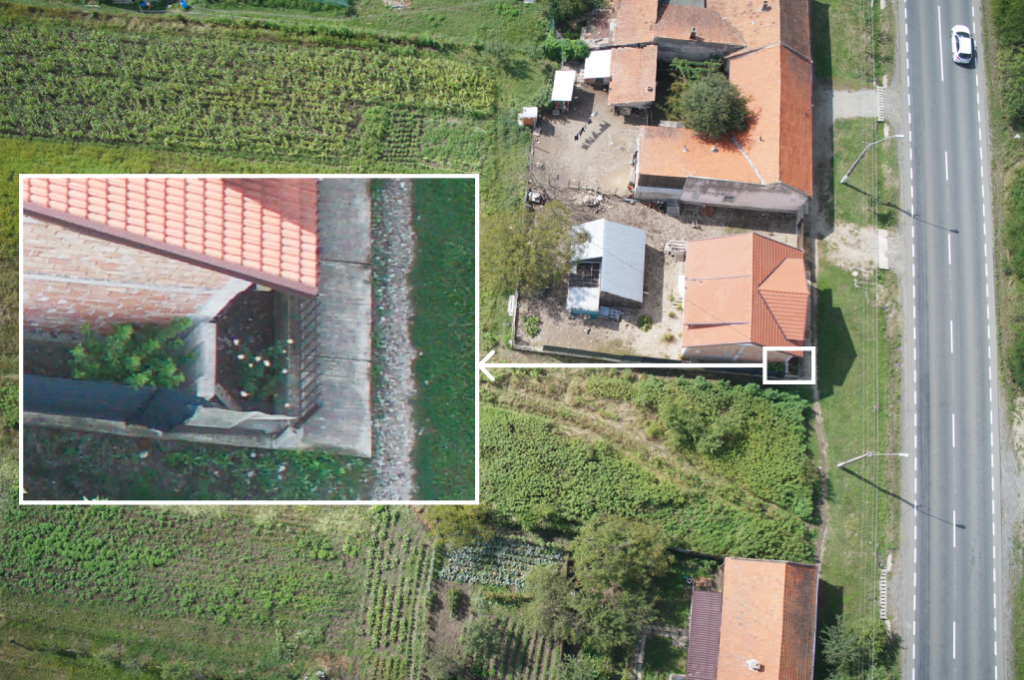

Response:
(832, 118), (902, 229)
(481, 371), (818, 562)
(813, 260), (902, 675)
(810, 0), (895, 90)
(409, 179), (476, 500)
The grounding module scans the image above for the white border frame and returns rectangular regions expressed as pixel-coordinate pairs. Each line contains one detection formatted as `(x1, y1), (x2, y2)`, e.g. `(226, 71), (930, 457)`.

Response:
(19, 173), (481, 506)
(761, 345), (817, 385)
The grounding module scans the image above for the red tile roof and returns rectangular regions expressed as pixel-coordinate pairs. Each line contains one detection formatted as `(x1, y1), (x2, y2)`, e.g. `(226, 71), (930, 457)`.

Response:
(710, 0), (811, 59)
(23, 177), (319, 294)
(681, 233), (807, 352)
(654, 4), (745, 46)
(717, 558), (819, 680)
(609, 46), (660, 105)
(638, 126), (761, 185)
(610, 0), (658, 45)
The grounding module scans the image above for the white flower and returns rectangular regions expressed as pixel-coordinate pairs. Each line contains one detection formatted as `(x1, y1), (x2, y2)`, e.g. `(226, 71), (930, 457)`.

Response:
(248, 363), (254, 368)
(284, 402), (291, 408)
(278, 464), (287, 473)
(232, 339), (240, 346)
(237, 354), (245, 360)
(281, 369), (289, 375)
(250, 452), (257, 459)
(240, 390), (249, 398)
(287, 338), (294, 345)
(255, 356), (262, 362)
(264, 360), (271, 367)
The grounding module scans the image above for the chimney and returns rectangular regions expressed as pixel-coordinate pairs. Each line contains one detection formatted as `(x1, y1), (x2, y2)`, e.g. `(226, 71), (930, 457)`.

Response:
(690, 26), (698, 39)
(761, 0), (770, 10)
(683, 146), (688, 152)
(711, 145), (718, 152)
(747, 660), (763, 672)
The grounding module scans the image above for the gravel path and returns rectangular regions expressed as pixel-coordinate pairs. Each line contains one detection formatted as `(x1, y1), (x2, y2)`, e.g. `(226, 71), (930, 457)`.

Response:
(370, 180), (418, 500)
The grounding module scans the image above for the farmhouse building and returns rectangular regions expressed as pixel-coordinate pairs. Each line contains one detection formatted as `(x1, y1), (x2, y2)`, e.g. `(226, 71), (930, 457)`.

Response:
(21, 176), (372, 455)
(567, 219), (647, 316)
(583, 0), (813, 214)
(680, 232), (807, 363)
(686, 557), (819, 680)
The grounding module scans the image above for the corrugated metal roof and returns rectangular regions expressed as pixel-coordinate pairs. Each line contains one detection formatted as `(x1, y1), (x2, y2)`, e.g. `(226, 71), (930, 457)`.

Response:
(687, 591), (724, 680)
(567, 286), (601, 311)
(573, 219), (646, 303)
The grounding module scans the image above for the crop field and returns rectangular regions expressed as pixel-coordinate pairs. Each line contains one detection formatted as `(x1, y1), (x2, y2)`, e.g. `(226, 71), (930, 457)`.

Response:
(0, 494), (435, 679)
(0, 18), (496, 171)
(478, 617), (561, 680)
(480, 371), (818, 562)
(439, 538), (564, 589)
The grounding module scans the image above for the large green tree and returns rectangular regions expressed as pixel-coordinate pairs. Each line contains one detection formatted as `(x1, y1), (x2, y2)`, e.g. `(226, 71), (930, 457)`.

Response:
(479, 200), (589, 297)
(424, 504), (496, 549)
(820, 615), (900, 680)
(523, 563), (582, 642)
(670, 72), (752, 139)
(571, 514), (673, 593)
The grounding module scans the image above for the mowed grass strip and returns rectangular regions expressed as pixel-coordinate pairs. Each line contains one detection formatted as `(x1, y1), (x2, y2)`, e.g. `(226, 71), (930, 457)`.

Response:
(814, 261), (901, 652)
(410, 178), (476, 500)
(832, 118), (902, 228)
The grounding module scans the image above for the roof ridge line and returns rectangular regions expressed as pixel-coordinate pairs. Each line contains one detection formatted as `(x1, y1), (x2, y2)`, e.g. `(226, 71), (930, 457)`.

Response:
(780, 41), (813, 63)
(729, 134), (764, 184)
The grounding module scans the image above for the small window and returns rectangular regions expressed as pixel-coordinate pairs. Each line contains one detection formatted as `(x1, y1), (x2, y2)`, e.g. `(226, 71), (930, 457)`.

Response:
(723, 195), (736, 203)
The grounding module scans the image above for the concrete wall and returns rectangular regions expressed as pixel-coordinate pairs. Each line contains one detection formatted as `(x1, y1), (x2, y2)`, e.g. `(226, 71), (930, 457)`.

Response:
(654, 38), (741, 63)
(682, 342), (801, 362)
(23, 216), (250, 333)
(683, 178), (809, 212)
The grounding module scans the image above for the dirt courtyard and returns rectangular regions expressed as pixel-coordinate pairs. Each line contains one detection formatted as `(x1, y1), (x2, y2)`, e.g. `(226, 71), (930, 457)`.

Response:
(528, 79), (642, 199)
(515, 200), (800, 359)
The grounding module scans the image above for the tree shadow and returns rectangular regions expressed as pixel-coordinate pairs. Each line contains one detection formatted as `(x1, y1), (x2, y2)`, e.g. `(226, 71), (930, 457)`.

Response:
(814, 288), (857, 399)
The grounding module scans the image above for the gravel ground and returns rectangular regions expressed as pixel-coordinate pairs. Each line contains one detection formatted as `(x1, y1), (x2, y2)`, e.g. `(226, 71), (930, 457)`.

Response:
(370, 180), (418, 500)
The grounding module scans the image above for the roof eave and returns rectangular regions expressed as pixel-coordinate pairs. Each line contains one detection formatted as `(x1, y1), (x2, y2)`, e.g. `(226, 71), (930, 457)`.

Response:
(25, 203), (319, 297)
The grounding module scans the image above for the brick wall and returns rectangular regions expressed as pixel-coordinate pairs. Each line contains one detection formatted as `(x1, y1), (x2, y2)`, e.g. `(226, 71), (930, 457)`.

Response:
(24, 216), (247, 333)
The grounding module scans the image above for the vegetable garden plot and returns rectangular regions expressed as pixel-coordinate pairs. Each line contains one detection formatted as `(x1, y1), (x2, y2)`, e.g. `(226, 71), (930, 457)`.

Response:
(0, 27), (496, 161)
(439, 538), (565, 590)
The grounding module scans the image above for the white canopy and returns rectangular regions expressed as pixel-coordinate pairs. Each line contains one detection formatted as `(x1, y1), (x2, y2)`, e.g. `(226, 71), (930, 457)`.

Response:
(551, 70), (576, 102)
(584, 50), (612, 79)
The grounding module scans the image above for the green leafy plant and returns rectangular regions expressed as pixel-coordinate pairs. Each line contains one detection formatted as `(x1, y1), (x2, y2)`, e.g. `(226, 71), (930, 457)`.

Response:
(233, 339), (290, 402)
(637, 315), (652, 332)
(70, 318), (192, 388)
(0, 380), (17, 429)
(663, 71), (752, 139)
(661, 332), (675, 343)
(524, 315), (542, 338)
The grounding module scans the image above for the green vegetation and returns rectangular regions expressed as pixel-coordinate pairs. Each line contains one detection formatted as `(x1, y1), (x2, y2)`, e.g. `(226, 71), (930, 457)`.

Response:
(70, 318), (192, 389)
(810, 0), (894, 89)
(234, 338), (289, 402)
(22, 427), (375, 500)
(664, 72), (751, 139)
(832, 118), (901, 228)
(818, 616), (900, 680)
(410, 178), (475, 500)
(0, 498), (432, 679)
(439, 538), (565, 589)
(481, 372), (817, 561)
(638, 314), (652, 332)
(548, 0), (603, 23)
(814, 261), (902, 666)
(0, 379), (16, 429)
(659, 58), (723, 122)
(525, 315), (542, 337)
(642, 636), (687, 680)
(540, 34), (590, 62)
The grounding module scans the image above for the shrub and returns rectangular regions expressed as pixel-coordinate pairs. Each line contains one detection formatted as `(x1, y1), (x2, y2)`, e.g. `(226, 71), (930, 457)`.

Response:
(549, 0), (605, 23)
(447, 590), (465, 617)
(998, 48), (1024, 130)
(661, 333), (675, 343)
(668, 72), (752, 139)
(637, 315), (652, 332)
(994, 0), (1024, 46)
(0, 381), (16, 429)
(233, 339), (290, 402)
(524, 315), (542, 338)
(540, 35), (591, 63)
(70, 318), (192, 388)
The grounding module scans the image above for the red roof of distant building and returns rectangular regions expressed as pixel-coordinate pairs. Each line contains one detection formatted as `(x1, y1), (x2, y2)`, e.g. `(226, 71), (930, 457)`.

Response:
(717, 557), (819, 680)
(23, 177), (319, 295)
(681, 233), (807, 352)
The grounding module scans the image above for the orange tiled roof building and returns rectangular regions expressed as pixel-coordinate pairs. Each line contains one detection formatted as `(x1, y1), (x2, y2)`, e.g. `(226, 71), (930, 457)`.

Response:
(681, 232), (808, 362)
(686, 557), (819, 680)
(584, 0), (813, 213)
(22, 177), (319, 333)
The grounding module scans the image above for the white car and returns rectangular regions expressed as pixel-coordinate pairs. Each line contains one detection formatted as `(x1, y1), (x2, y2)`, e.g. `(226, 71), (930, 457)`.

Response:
(951, 25), (973, 64)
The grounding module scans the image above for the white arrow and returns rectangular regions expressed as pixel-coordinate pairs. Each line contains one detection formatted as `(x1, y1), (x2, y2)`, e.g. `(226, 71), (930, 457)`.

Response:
(478, 350), (763, 382)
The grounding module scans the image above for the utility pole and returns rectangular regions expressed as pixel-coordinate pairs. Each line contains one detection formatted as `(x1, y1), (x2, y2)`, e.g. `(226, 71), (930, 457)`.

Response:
(841, 134), (905, 184)
(837, 451), (909, 468)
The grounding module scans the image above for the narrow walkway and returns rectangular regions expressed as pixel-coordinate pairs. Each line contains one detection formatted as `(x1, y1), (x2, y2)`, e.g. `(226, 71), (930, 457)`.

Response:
(301, 179), (372, 457)
(833, 89), (878, 121)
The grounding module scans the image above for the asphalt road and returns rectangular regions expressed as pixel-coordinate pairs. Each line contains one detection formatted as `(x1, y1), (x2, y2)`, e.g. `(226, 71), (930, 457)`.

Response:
(898, 0), (1006, 678)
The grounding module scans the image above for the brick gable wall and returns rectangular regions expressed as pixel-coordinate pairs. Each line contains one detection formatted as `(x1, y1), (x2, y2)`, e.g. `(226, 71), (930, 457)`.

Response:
(24, 216), (248, 333)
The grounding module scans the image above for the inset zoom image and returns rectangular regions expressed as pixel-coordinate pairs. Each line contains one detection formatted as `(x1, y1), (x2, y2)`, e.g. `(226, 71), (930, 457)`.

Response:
(20, 175), (475, 502)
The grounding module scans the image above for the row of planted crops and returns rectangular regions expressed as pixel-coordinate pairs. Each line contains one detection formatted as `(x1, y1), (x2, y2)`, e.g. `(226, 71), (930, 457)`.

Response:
(360, 507), (434, 680)
(0, 25), (496, 162)
(438, 537), (565, 590)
